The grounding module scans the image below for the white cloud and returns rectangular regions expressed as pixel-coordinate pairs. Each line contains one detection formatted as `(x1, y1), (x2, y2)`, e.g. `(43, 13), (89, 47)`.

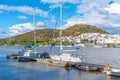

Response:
(50, 16), (56, 23)
(9, 23), (34, 35)
(108, 23), (120, 27)
(49, 4), (60, 9)
(115, 0), (120, 3)
(0, 29), (8, 39)
(63, 15), (86, 29)
(76, 0), (108, 14)
(8, 22), (45, 36)
(43, 0), (120, 33)
(63, 0), (109, 29)
(60, 0), (107, 27)
(0, 4), (49, 17)
(41, 0), (81, 10)
(17, 15), (27, 19)
(41, 0), (81, 4)
(104, 3), (120, 14)
(36, 21), (45, 28)
(65, 0), (120, 34)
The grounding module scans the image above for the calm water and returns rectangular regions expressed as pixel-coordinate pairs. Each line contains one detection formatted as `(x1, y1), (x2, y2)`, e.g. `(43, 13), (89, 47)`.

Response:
(0, 46), (120, 80)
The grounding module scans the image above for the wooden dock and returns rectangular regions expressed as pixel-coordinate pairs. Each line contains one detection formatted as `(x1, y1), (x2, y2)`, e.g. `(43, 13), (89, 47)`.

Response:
(23, 57), (120, 77)
(35, 58), (106, 73)
(66, 62), (120, 77)
(7, 54), (120, 77)
(66, 62), (105, 72)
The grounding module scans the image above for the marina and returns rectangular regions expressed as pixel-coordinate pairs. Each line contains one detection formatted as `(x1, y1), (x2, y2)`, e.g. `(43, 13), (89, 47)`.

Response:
(5, 46), (120, 77)
(1, 46), (120, 80)
(2, 3), (120, 78)
(1, 0), (120, 80)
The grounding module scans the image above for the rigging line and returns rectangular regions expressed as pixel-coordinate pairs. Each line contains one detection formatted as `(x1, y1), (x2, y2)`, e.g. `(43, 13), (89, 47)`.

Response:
(33, 13), (37, 53)
(50, 5), (60, 53)
(60, 2), (63, 54)
(52, 6), (60, 39)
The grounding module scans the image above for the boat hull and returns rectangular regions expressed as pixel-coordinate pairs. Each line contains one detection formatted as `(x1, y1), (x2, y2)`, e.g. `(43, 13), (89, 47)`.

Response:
(6, 54), (19, 59)
(106, 68), (120, 76)
(107, 71), (120, 76)
(77, 65), (98, 71)
(18, 57), (36, 62)
(47, 60), (66, 68)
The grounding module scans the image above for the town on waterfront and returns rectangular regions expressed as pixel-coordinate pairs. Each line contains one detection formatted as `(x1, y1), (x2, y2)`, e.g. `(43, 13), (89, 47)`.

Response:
(1, 32), (120, 48)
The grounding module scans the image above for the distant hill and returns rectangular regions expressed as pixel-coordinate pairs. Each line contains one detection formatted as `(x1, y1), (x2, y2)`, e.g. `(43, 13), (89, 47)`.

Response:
(63, 24), (108, 36)
(4, 24), (109, 42)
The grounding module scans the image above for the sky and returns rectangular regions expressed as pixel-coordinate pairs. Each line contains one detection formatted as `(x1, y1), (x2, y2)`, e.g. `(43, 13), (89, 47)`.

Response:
(0, 0), (120, 39)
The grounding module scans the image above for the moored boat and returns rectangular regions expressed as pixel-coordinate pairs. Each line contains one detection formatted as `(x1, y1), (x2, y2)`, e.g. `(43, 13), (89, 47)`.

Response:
(6, 54), (19, 59)
(46, 59), (66, 68)
(18, 56), (36, 62)
(17, 13), (51, 62)
(50, 50), (82, 62)
(77, 65), (98, 71)
(106, 68), (120, 76)
(104, 63), (120, 76)
(50, 3), (84, 63)
(18, 49), (50, 62)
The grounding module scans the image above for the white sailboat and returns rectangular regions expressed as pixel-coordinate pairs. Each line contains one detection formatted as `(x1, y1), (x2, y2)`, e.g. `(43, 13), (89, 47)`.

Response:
(18, 13), (50, 62)
(50, 3), (83, 63)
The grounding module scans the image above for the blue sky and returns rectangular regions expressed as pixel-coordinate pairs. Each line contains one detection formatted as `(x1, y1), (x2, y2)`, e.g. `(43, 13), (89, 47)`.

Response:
(0, 0), (120, 38)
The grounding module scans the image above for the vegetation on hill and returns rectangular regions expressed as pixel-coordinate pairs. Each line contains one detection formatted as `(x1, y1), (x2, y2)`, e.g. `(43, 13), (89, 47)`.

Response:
(64, 24), (108, 36)
(0, 24), (109, 45)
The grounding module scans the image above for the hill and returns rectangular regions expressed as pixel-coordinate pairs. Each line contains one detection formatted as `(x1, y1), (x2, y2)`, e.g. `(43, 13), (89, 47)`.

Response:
(63, 24), (108, 36)
(5, 24), (109, 42)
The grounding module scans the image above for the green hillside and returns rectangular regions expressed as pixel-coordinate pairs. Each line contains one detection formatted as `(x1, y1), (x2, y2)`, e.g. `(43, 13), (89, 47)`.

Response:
(5, 24), (109, 42)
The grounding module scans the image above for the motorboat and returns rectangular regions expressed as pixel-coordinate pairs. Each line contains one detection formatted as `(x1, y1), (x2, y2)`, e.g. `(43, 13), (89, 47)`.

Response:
(18, 48), (50, 62)
(105, 67), (120, 76)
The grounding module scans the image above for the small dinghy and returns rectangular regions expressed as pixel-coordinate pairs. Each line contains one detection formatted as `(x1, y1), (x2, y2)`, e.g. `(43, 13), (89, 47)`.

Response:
(104, 63), (120, 76)
(77, 65), (98, 71)
(18, 56), (36, 62)
(47, 59), (66, 68)
(105, 68), (120, 76)
(6, 54), (19, 59)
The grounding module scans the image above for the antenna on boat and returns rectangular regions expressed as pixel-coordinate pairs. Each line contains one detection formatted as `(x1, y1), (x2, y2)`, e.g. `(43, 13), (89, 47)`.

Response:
(60, 2), (63, 54)
(33, 12), (37, 53)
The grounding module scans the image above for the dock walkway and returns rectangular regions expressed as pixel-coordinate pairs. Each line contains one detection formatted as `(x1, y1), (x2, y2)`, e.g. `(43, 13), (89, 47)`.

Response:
(6, 54), (120, 77)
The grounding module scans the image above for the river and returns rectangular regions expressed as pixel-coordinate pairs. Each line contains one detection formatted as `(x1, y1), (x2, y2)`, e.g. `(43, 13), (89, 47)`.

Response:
(0, 46), (120, 80)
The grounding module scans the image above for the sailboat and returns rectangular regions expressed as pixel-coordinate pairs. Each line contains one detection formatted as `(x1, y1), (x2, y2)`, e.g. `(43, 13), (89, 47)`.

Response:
(49, 3), (83, 63)
(18, 13), (50, 62)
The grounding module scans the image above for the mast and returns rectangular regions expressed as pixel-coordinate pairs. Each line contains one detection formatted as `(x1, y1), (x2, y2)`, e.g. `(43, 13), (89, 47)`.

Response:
(33, 13), (36, 53)
(60, 2), (63, 54)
